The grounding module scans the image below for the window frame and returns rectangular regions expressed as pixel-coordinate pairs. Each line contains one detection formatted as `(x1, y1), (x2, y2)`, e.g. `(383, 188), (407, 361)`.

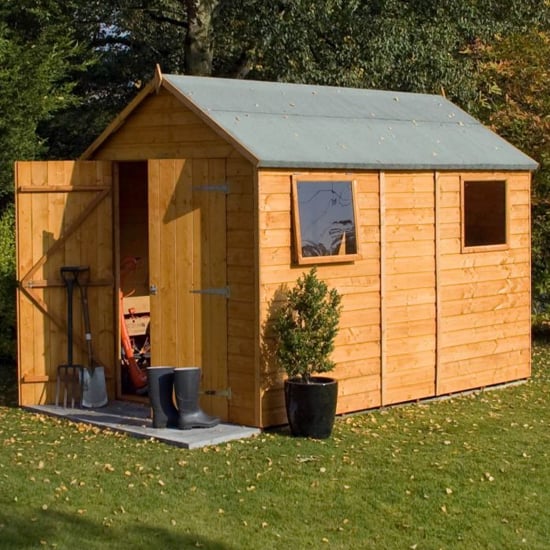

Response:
(461, 177), (509, 253)
(291, 175), (361, 265)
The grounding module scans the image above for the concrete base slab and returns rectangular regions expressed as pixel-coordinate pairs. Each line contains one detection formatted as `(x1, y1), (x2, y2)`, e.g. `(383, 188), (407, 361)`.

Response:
(25, 401), (261, 449)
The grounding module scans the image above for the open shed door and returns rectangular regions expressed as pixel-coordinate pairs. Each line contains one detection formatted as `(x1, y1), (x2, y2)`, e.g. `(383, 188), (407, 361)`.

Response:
(15, 161), (116, 406)
(148, 159), (228, 421)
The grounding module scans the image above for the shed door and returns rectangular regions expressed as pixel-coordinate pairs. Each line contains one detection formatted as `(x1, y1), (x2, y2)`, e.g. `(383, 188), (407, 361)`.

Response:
(148, 159), (228, 421)
(15, 161), (115, 406)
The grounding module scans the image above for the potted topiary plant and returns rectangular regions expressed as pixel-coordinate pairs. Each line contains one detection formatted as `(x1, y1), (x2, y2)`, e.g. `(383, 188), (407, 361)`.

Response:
(273, 267), (342, 438)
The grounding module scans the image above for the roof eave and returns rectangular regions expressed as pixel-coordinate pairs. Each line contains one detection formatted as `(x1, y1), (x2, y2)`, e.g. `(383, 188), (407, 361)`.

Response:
(256, 160), (539, 171)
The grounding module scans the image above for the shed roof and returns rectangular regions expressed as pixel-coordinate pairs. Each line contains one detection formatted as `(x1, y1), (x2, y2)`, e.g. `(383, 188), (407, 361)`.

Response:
(84, 70), (539, 171)
(164, 75), (538, 171)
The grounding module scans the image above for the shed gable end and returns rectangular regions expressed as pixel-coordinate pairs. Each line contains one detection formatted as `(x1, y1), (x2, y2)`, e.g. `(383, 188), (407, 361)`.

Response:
(91, 88), (234, 161)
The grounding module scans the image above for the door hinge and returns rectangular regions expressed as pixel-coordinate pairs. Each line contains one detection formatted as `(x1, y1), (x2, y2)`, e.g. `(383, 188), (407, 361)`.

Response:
(201, 388), (232, 399)
(192, 183), (229, 194)
(190, 286), (230, 298)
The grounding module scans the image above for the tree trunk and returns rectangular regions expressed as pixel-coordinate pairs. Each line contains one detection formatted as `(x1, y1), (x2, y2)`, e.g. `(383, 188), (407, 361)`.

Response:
(184, 0), (219, 76)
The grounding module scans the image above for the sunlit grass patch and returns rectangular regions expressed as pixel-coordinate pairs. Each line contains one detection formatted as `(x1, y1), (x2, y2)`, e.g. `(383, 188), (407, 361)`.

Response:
(0, 342), (549, 548)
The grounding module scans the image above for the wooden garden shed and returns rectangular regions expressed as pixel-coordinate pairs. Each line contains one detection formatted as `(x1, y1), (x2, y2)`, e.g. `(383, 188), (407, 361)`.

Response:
(15, 67), (538, 428)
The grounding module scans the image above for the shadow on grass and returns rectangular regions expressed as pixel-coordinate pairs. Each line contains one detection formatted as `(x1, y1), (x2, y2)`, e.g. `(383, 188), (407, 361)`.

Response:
(0, 360), (17, 407)
(0, 507), (236, 549)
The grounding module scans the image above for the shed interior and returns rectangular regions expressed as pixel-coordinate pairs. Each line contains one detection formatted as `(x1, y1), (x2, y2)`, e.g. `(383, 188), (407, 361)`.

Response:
(117, 161), (150, 398)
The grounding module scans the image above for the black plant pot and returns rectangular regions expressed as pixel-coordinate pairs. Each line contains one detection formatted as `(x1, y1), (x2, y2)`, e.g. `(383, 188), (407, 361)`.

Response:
(284, 377), (338, 439)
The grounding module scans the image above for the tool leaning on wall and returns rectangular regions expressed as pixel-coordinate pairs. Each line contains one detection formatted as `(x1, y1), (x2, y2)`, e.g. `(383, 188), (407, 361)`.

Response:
(56, 265), (108, 408)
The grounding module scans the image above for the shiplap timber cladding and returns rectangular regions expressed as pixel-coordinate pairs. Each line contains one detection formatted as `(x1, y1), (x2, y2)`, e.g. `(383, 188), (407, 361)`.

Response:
(257, 170), (383, 426)
(16, 70), (536, 428)
(436, 172), (532, 394)
(382, 172), (437, 405)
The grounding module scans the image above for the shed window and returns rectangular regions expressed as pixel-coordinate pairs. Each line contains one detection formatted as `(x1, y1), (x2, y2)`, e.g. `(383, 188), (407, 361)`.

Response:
(463, 180), (507, 249)
(292, 178), (360, 264)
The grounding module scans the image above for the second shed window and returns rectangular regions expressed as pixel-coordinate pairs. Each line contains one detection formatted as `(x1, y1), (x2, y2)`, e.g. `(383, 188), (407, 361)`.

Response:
(463, 179), (507, 249)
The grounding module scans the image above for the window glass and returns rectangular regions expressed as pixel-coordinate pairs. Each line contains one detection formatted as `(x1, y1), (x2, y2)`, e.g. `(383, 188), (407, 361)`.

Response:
(292, 179), (359, 264)
(463, 180), (507, 248)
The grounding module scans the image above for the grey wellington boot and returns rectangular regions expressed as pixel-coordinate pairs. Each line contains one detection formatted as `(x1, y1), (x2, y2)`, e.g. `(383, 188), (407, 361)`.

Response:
(174, 367), (220, 429)
(146, 367), (179, 428)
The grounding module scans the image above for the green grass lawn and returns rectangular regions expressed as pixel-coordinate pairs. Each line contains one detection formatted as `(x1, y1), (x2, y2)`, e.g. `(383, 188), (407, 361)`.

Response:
(1, 343), (550, 549)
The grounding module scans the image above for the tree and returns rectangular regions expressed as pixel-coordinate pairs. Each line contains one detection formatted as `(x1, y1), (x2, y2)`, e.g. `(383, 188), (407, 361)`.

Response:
(184, 0), (219, 75)
(0, 13), (86, 201)
(42, 0), (223, 158)
(1, 0), (548, 363)
(39, 0), (549, 157)
(470, 29), (550, 303)
(0, 0), (90, 359)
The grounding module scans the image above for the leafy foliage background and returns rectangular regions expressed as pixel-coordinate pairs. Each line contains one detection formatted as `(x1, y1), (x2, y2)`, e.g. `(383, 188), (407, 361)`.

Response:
(0, 0), (548, 362)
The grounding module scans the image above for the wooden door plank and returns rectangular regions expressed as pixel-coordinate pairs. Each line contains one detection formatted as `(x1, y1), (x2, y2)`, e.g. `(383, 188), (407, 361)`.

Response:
(207, 159), (228, 418)
(192, 160), (208, 372)
(158, 160), (178, 365)
(174, 159), (195, 365)
(15, 164), (35, 404)
(47, 166), (66, 387)
(31, 171), (50, 403)
(147, 160), (161, 366)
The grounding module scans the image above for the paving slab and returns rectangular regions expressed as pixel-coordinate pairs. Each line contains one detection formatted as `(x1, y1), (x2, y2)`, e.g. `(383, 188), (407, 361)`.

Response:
(25, 401), (261, 449)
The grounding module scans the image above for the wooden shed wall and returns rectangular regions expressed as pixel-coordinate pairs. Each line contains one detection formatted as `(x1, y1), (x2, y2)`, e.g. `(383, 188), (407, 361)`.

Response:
(86, 88), (531, 428)
(258, 170), (382, 427)
(436, 171), (531, 393)
(258, 169), (531, 427)
(89, 88), (258, 426)
(226, 158), (258, 425)
(382, 172), (436, 405)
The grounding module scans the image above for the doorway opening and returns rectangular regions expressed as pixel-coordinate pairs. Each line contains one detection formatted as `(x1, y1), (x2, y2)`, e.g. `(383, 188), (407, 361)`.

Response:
(117, 161), (150, 399)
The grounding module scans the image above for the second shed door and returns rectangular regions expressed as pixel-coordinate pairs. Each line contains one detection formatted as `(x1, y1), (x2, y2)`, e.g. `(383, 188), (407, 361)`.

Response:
(148, 159), (228, 420)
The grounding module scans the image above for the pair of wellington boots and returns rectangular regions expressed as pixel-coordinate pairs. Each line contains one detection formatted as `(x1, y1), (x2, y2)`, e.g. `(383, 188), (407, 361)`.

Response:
(147, 366), (220, 429)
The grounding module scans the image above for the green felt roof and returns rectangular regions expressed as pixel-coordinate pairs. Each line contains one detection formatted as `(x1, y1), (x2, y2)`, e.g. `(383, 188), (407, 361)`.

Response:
(163, 75), (537, 171)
